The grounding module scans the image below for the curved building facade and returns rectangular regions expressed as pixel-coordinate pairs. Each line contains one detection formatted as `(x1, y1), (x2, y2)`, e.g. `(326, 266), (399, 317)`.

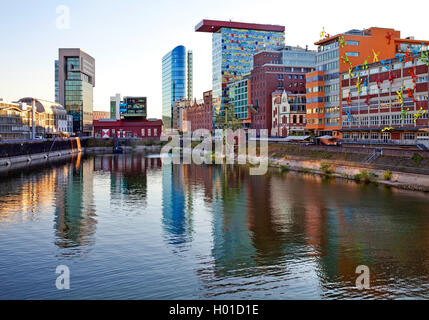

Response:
(162, 45), (192, 129)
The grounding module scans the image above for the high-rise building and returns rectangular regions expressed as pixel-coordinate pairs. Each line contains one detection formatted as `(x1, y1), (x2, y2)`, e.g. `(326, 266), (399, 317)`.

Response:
(56, 48), (95, 135)
(110, 94), (121, 120)
(306, 27), (429, 137)
(195, 19), (285, 126)
(162, 45), (193, 129)
(187, 51), (193, 100)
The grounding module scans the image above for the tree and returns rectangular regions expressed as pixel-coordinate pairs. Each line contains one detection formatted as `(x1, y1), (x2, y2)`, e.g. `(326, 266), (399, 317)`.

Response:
(214, 103), (242, 131)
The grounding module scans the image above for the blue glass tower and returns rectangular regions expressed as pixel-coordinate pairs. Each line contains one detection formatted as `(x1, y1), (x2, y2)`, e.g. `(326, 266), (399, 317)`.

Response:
(162, 46), (187, 129)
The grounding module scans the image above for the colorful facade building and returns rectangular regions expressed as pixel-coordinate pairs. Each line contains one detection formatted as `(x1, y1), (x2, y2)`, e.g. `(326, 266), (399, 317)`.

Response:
(306, 27), (429, 137)
(250, 49), (314, 134)
(272, 90), (307, 137)
(195, 19), (285, 125)
(162, 45), (193, 129)
(339, 49), (429, 147)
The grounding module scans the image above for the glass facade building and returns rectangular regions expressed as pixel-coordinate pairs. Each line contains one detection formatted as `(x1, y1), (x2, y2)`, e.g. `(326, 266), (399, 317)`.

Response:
(228, 77), (250, 122)
(196, 21), (285, 127)
(162, 46), (193, 129)
(57, 49), (95, 135)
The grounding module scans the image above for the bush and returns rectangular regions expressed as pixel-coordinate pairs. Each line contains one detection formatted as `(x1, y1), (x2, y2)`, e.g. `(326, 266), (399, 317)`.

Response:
(383, 170), (392, 181)
(354, 170), (378, 183)
(280, 164), (290, 173)
(411, 153), (423, 166)
(320, 162), (333, 175)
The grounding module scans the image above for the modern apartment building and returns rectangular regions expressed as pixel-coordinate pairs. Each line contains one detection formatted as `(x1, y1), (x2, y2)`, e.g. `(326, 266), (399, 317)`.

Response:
(162, 45), (193, 129)
(306, 27), (429, 137)
(56, 48), (95, 135)
(250, 48), (315, 134)
(340, 49), (429, 147)
(195, 19), (285, 126)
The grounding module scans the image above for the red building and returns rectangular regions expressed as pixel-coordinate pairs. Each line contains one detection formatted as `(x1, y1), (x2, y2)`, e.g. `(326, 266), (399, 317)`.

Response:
(182, 90), (213, 132)
(250, 51), (314, 135)
(93, 119), (163, 139)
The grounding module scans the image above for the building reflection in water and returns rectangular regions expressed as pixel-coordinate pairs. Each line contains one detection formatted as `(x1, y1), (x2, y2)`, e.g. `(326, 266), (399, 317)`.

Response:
(93, 153), (161, 211)
(162, 163), (188, 246)
(54, 155), (97, 251)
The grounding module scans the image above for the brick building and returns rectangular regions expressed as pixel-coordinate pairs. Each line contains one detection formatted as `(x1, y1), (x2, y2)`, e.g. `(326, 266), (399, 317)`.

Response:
(250, 50), (314, 134)
(93, 118), (163, 139)
(182, 90), (213, 132)
(339, 49), (429, 147)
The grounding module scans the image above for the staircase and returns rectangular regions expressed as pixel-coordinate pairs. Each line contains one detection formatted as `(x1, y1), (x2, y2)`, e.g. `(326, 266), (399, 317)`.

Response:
(364, 148), (383, 164)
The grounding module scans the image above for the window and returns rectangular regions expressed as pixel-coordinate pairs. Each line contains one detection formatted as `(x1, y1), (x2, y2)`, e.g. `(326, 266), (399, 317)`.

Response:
(147, 128), (151, 136)
(346, 52), (359, 57)
(346, 40), (359, 46)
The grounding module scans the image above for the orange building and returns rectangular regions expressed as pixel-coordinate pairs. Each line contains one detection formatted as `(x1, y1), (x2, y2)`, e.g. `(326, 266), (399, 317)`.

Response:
(93, 111), (110, 121)
(306, 27), (429, 137)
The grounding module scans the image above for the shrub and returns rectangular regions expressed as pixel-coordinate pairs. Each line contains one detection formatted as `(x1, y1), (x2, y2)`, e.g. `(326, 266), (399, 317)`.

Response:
(320, 162), (333, 175)
(383, 170), (392, 181)
(280, 164), (290, 173)
(354, 170), (378, 183)
(411, 153), (423, 166)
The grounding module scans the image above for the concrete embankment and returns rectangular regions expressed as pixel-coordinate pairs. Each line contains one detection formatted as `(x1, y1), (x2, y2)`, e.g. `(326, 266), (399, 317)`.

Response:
(268, 155), (429, 192)
(0, 138), (83, 170)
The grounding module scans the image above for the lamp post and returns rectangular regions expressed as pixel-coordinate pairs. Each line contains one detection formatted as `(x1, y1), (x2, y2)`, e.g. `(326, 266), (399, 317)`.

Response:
(32, 98), (35, 140)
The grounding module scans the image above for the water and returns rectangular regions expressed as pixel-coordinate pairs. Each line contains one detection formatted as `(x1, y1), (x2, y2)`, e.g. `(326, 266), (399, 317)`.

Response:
(1, 153), (429, 300)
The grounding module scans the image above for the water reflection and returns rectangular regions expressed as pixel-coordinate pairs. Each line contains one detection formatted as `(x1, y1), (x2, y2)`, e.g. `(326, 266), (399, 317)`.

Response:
(54, 157), (96, 251)
(1, 154), (429, 299)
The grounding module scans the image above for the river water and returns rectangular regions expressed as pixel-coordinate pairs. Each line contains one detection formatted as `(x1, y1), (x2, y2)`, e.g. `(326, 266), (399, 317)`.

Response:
(1, 153), (429, 300)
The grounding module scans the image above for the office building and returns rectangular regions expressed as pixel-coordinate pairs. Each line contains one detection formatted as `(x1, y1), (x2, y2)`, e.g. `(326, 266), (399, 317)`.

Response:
(56, 48), (95, 135)
(306, 27), (429, 137)
(195, 19), (285, 125)
(340, 49), (429, 147)
(162, 46), (193, 129)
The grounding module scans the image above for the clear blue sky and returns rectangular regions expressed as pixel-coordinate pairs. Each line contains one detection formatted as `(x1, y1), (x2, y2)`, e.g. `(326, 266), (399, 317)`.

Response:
(1, 0), (429, 118)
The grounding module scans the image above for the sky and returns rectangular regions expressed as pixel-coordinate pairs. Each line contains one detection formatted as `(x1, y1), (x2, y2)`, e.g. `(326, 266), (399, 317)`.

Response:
(1, 0), (429, 119)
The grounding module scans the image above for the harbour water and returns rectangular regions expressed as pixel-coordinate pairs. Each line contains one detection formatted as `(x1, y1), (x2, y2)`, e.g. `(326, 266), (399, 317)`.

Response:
(1, 153), (429, 299)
